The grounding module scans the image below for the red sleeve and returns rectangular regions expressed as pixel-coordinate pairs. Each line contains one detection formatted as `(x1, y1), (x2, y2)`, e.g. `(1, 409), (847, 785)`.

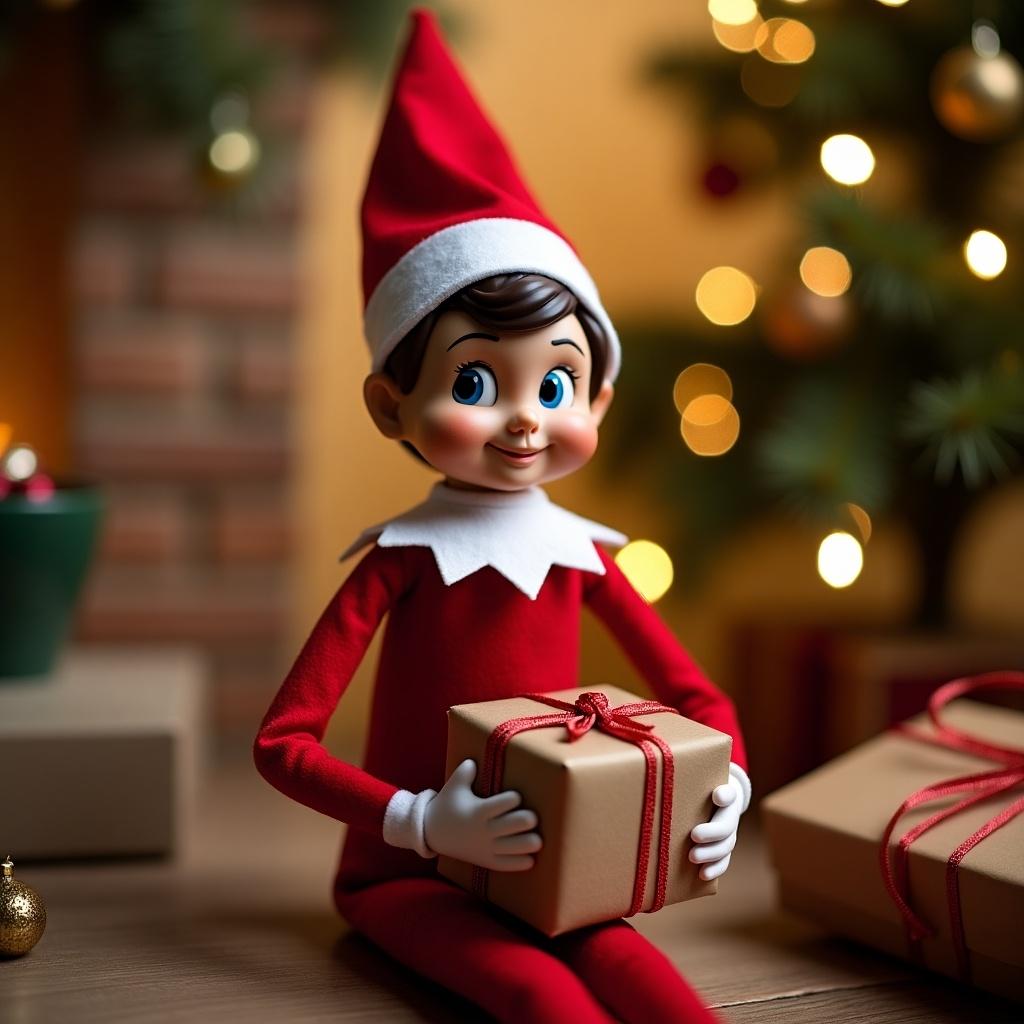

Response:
(252, 544), (412, 835)
(583, 544), (748, 771)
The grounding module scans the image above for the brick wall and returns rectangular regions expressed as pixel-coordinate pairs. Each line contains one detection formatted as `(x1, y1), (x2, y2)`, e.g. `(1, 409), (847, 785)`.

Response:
(72, 109), (305, 739)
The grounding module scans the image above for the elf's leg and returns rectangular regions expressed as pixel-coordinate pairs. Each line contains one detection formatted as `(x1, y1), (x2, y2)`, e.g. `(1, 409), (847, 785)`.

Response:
(336, 876), (617, 1024)
(551, 918), (720, 1024)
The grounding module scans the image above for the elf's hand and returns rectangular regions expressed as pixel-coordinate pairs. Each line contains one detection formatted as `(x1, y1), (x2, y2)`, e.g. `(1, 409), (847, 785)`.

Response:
(688, 763), (751, 882)
(422, 758), (542, 871)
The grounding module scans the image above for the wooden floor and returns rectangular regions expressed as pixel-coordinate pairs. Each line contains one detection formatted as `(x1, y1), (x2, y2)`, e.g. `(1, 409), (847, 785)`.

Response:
(2, 745), (1019, 1024)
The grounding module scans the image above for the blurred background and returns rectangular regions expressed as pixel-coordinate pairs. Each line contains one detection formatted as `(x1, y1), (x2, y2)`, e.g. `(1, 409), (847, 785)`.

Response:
(1, 0), (1022, 826)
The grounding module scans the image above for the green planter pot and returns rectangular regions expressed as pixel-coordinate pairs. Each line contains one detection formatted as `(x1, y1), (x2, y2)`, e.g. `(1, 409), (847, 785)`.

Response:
(0, 483), (104, 677)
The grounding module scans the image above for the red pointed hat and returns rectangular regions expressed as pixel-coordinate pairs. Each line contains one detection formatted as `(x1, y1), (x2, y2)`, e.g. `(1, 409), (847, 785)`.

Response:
(361, 9), (621, 381)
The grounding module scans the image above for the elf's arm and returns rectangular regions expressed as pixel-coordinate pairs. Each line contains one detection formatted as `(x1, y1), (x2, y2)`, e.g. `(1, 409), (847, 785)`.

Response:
(252, 544), (410, 837)
(583, 543), (750, 879)
(252, 543), (540, 869)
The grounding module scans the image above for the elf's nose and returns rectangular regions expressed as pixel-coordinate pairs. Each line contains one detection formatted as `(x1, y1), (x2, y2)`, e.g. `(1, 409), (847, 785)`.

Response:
(506, 404), (540, 437)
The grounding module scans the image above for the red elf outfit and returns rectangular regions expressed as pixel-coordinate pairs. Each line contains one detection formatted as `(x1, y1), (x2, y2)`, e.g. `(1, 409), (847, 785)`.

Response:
(254, 11), (749, 1024)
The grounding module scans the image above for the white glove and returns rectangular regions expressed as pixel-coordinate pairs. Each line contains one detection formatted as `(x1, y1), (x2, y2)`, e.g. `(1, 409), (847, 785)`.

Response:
(382, 758), (542, 872)
(688, 762), (751, 882)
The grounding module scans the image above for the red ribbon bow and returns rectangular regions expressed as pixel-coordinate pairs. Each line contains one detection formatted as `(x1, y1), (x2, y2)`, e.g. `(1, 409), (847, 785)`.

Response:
(878, 671), (1024, 982)
(561, 691), (660, 743)
(470, 691), (681, 918)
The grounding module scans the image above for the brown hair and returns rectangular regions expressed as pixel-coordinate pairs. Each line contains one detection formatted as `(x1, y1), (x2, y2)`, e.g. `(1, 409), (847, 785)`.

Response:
(383, 273), (609, 401)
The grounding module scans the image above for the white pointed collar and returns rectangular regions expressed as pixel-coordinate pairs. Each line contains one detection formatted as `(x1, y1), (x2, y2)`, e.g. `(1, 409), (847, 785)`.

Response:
(340, 482), (628, 600)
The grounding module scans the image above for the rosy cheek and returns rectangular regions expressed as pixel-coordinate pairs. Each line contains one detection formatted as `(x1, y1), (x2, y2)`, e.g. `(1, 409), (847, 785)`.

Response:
(419, 403), (493, 455)
(552, 413), (599, 462)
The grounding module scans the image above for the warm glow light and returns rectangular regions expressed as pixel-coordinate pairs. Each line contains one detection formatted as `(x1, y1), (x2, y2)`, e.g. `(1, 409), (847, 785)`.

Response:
(3, 445), (37, 482)
(712, 15), (763, 53)
(845, 503), (873, 544)
(875, 0), (910, 6)
(755, 18), (815, 64)
(615, 540), (674, 603)
(708, 0), (759, 26)
(208, 129), (260, 175)
(685, 394), (732, 426)
(773, 19), (815, 62)
(695, 266), (758, 325)
(964, 230), (1007, 279)
(0, 423), (11, 456)
(681, 396), (741, 456)
(820, 134), (875, 185)
(817, 531), (864, 588)
(673, 363), (733, 414)
(799, 247), (852, 297)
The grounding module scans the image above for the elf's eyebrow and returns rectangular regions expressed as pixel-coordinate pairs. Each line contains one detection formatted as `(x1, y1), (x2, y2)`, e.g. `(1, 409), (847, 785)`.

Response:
(551, 338), (585, 356)
(446, 332), (500, 351)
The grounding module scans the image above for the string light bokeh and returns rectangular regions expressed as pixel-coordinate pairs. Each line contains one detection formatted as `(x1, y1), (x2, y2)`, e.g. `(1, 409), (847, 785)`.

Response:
(615, 540), (675, 603)
(755, 18), (815, 64)
(799, 247), (852, 297)
(963, 229), (1008, 279)
(817, 531), (864, 589)
(695, 266), (758, 325)
(820, 134), (875, 186)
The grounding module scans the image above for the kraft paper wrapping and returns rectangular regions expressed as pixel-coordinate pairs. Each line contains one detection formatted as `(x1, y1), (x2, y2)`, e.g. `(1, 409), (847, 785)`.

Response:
(763, 700), (1024, 1002)
(437, 684), (732, 937)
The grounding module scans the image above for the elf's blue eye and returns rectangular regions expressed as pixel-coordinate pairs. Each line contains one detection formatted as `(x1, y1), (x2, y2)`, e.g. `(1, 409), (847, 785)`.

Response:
(452, 364), (498, 406)
(539, 368), (574, 409)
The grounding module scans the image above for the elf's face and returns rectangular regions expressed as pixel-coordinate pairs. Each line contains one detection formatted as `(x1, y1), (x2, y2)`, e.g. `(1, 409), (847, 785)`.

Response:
(365, 310), (614, 492)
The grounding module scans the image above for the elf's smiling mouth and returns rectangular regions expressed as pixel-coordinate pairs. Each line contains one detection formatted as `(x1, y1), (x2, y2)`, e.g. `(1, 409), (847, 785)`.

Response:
(487, 443), (549, 464)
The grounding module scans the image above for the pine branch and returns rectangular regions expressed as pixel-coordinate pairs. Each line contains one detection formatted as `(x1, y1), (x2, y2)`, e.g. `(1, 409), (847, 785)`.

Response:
(903, 366), (1024, 487)
(755, 373), (893, 521)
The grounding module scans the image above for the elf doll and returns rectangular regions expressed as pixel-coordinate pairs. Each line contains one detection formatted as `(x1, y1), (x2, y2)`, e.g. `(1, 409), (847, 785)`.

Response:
(254, 11), (750, 1023)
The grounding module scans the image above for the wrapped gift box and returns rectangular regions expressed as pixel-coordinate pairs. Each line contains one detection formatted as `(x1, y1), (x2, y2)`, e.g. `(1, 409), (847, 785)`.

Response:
(437, 684), (732, 937)
(762, 699), (1023, 1002)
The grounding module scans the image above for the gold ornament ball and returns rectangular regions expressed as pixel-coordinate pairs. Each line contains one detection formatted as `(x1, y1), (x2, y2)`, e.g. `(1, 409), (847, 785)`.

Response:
(930, 46), (1024, 142)
(0, 857), (47, 957)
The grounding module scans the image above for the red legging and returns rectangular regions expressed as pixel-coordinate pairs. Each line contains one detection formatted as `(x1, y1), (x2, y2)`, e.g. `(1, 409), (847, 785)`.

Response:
(336, 875), (719, 1024)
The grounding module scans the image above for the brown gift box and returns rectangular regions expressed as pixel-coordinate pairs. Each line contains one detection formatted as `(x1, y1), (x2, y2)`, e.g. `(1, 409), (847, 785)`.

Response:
(762, 699), (1024, 1002)
(437, 684), (732, 937)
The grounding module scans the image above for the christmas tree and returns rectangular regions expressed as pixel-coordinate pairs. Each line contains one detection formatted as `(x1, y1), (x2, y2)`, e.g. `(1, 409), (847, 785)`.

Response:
(607, 0), (1024, 626)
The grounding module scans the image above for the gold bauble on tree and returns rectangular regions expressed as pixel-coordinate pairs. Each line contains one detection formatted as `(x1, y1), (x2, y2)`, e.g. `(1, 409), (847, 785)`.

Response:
(0, 856), (47, 957)
(930, 45), (1024, 142)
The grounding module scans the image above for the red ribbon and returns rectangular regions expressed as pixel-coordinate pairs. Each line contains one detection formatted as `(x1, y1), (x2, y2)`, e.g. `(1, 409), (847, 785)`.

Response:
(469, 691), (681, 918)
(878, 670), (1024, 981)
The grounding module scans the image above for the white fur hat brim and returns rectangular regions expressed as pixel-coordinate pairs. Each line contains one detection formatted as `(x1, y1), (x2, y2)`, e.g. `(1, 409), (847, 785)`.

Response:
(363, 217), (621, 382)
